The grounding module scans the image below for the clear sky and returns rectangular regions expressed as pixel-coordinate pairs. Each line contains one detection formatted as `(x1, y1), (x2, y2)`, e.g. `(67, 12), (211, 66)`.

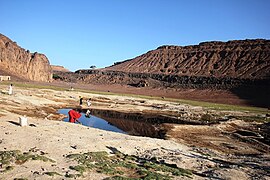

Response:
(1, 0), (270, 71)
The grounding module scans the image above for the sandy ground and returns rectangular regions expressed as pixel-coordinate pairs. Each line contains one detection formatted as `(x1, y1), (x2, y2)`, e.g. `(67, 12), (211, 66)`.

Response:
(0, 84), (269, 179)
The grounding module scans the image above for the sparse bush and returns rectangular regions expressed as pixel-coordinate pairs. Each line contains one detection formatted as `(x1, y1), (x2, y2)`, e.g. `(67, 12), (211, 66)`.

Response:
(52, 74), (61, 80)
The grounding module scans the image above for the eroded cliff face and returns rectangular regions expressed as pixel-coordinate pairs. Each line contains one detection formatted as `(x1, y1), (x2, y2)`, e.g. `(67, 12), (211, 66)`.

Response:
(0, 34), (52, 82)
(106, 39), (270, 79)
(54, 39), (270, 89)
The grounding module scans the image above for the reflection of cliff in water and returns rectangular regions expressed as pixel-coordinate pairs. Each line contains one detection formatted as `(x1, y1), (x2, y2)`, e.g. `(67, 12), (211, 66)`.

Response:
(79, 108), (211, 138)
(86, 109), (169, 138)
(108, 117), (165, 138)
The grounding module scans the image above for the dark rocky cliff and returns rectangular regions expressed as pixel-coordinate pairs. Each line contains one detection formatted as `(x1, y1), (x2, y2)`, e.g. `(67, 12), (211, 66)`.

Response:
(0, 34), (52, 82)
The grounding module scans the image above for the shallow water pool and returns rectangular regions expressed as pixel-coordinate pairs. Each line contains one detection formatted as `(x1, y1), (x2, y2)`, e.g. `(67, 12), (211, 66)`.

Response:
(58, 108), (167, 138)
(58, 109), (126, 134)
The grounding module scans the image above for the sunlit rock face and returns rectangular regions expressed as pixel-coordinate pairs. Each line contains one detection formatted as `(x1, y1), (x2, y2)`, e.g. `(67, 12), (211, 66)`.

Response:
(0, 33), (52, 82)
(106, 39), (270, 79)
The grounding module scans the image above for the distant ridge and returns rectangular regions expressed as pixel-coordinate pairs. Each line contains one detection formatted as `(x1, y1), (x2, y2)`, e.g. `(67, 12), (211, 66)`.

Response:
(105, 39), (270, 79)
(54, 39), (270, 107)
(51, 65), (70, 72)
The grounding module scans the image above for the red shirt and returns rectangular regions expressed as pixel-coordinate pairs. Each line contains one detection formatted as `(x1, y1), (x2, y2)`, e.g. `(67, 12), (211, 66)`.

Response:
(68, 109), (81, 123)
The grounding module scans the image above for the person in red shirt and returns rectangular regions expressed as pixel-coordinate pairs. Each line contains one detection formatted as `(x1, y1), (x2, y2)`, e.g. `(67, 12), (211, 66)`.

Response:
(68, 109), (82, 123)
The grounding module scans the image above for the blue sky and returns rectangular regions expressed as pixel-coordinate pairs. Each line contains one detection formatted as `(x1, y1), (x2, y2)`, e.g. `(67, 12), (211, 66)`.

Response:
(1, 0), (270, 71)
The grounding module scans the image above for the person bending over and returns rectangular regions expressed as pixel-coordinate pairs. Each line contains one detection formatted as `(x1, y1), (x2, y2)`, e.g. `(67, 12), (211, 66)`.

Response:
(68, 108), (82, 123)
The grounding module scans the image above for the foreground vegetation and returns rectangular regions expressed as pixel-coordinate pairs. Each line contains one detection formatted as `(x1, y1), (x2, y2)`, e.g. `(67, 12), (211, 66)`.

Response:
(66, 150), (192, 179)
(0, 150), (55, 174)
(0, 150), (192, 179)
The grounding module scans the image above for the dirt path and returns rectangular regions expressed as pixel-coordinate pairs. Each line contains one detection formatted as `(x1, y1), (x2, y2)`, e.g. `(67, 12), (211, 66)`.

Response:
(0, 84), (269, 179)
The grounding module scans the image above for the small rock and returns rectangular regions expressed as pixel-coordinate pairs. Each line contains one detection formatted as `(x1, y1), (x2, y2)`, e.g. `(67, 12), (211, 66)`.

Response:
(33, 171), (40, 175)
(29, 124), (37, 127)
(71, 145), (77, 149)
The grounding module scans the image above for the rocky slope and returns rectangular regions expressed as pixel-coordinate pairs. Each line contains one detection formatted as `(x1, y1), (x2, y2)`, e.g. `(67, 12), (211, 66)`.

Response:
(106, 39), (270, 79)
(0, 34), (52, 82)
(53, 39), (270, 107)
(65, 39), (270, 89)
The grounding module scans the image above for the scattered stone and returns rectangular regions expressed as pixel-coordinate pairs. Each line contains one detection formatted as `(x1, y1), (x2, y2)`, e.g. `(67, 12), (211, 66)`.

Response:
(70, 145), (77, 149)
(33, 171), (40, 175)
(29, 124), (37, 127)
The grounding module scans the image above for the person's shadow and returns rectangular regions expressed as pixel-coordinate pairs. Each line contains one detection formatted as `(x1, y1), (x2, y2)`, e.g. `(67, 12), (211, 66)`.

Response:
(8, 121), (20, 126)
(7, 121), (36, 127)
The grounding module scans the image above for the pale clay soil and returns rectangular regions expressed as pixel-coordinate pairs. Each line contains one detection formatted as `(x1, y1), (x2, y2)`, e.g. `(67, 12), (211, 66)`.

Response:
(0, 84), (269, 180)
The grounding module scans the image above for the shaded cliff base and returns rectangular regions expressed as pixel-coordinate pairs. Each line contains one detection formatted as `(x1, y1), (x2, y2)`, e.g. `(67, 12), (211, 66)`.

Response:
(51, 70), (270, 108)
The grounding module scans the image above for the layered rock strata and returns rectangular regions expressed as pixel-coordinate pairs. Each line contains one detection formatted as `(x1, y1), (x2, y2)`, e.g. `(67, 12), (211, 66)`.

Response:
(106, 39), (270, 79)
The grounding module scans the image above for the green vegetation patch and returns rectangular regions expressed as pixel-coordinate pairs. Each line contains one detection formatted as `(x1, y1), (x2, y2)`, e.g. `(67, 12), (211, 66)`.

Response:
(233, 115), (270, 122)
(66, 151), (192, 179)
(1, 81), (67, 92)
(52, 74), (62, 80)
(0, 150), (55, 173)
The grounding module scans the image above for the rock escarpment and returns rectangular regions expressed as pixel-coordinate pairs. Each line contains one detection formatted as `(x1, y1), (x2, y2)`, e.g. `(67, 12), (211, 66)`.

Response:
(59, 39), (269, 88)
(53, 39), (270, 107)
(51, 65), (70, 72)
(106, 39), (270, 79)
(0, 34), (52, 82)
(55, 69), (267, 90)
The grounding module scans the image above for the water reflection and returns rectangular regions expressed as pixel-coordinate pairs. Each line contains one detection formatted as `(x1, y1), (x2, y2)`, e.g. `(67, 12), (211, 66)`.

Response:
(58, 109), (126, 134)
(58, 109), (167, 138)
